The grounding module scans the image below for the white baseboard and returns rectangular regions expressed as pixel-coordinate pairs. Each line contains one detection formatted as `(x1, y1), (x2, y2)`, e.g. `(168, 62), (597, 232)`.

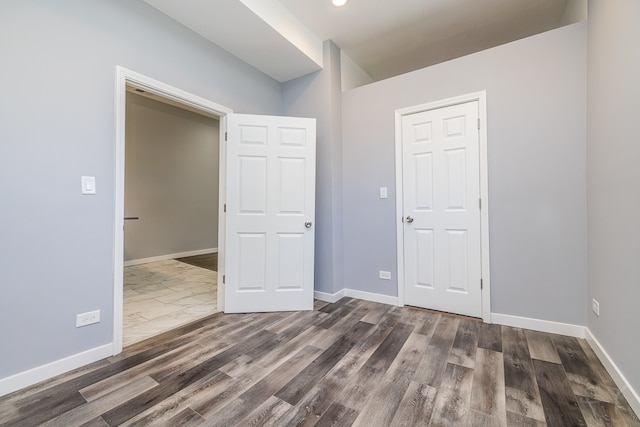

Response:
(585, 329), (640, 417)
(124, 248), (217, 267)
(314, 288), (399, 306)
(490, 312), (586, 338)
(314, 289), (345, 303)
(344, 289), (400, 306)
(0, 343), (112, 397)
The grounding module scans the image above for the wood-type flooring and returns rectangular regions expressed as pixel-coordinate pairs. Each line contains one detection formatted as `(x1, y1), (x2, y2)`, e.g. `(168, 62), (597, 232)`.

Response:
(1, 298), (638, 426)
(175, 253), (218, 272)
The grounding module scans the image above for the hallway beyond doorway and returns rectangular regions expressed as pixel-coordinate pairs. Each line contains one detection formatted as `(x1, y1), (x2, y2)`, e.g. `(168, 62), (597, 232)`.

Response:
(123, 259), (217, 346)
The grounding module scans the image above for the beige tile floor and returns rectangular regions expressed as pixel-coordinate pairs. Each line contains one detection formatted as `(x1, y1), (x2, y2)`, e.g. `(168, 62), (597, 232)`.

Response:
(123, 259), (217, 346)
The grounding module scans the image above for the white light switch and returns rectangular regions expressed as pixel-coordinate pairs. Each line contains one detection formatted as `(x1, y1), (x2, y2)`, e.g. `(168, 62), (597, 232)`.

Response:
(81, 176), (96, 195)
(379, 187), (388, 199)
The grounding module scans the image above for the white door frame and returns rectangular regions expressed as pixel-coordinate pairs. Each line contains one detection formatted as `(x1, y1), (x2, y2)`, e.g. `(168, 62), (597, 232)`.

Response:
(114, 66), (232, 355)
(394, 91), (491, 322)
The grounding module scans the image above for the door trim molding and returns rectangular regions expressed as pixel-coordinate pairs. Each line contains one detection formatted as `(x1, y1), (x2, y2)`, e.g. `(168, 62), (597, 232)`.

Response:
(394, 91), (491, 322)
(114, 66), (232, 355)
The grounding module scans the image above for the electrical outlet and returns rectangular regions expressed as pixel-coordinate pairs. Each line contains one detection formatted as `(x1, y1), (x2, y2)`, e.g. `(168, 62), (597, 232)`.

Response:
(379, 270), (391, 280)
(76, 310), (100, 327)
(592, 299), (600, 317)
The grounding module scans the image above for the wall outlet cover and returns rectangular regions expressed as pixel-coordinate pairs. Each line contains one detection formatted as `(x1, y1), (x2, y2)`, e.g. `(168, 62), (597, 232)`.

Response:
(76, 310), (100, 327)
(379, 270), (391, 280)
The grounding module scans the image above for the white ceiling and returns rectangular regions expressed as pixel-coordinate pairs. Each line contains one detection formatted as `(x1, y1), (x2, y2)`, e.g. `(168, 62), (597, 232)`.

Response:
(144, 0), (586, 84)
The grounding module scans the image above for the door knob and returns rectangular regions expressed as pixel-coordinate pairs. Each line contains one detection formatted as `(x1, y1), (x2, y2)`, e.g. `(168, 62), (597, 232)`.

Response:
(405, 216), (414, 223)
(305, 221), (313, 228)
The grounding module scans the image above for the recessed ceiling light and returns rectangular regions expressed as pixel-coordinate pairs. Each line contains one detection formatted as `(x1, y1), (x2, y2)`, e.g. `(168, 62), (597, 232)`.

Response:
(332, 0), (348, 6)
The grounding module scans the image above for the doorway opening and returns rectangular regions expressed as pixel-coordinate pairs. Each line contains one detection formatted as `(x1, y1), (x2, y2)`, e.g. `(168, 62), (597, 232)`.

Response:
(114, 67), (232, 355)
(122, 88), (220, 346)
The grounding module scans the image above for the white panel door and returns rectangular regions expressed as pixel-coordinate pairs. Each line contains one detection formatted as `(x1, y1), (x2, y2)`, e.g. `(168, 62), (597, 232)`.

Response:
(225, 114), (316, 313)
(402, 101), (481, 317)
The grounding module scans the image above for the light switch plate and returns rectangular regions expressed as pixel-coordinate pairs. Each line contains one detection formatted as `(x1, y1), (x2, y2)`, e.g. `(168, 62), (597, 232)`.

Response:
(379, 187), (388, 199)
(81, 176), (96, 195)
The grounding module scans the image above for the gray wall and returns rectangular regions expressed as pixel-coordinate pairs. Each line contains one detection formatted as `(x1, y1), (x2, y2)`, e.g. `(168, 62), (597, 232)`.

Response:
(587, 0), (640, 397)
(0, 0), (281, 379)
(125, 93), (219, 262)
(283, 41), (344, 295)
(342, 22), (588, 325)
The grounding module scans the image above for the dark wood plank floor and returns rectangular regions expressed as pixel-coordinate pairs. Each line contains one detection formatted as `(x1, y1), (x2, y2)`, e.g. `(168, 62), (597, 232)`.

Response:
(175, 253), (217, 272)
(1, 298), (638, 426)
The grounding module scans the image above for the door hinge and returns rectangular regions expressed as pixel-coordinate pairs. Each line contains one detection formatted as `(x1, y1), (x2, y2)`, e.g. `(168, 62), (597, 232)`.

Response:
(479, 198), (482, 209)
(225, 131), (228, 141)
(223, 275), (225, 284)
(477, 118), (480, 130)
(480, 279), (483, 289)
(224, 203), (227, 213)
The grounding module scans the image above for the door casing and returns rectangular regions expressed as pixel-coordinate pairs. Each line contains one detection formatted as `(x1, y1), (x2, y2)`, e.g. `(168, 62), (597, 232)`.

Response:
(394, 91), (491, 322)
(114, 66), (232, 355)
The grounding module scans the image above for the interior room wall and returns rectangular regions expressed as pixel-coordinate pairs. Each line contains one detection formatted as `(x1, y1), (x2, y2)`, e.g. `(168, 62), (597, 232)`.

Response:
(124, 93), (219, 262)
(587, 0), (640, 401)
(0, 0), (281, 381)
(282, 40), (344, 296)
(341, 22), (588, 326)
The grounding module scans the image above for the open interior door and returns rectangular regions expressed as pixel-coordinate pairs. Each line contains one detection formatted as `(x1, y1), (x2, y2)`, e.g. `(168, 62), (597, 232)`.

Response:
(224, 114), (316, 313)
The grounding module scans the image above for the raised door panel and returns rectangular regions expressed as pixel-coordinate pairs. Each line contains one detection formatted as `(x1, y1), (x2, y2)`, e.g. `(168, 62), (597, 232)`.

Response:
(277, 158), (306, 215)
(238, 156), (267, 214)
(237, 233), (266, 291)
(276, 233), (305, 290)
